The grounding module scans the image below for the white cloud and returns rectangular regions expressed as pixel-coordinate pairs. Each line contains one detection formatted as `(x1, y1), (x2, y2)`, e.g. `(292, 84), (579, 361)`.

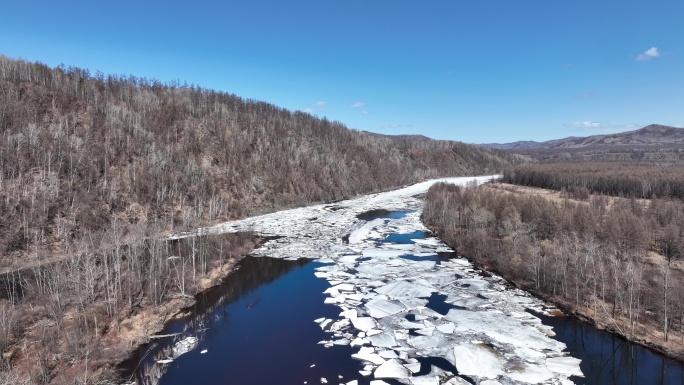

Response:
(362, 110), (369, 115)
(350, 102), (366, 108)
(311, 101), (327, 107)
(564, 121), (641, 132)
(636, 47), (660, 61)
(303, 108), (315, 114)
(565, 121), (604, 129)
(379, 124), (414, 129)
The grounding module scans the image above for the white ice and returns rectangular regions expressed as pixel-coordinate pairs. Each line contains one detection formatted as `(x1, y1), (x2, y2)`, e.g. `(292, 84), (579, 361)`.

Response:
(546, 356), (583, 377)
(373, 359), (411, 379)
(375, 281), (434, 299)
(351, 317), (377, 332)
(365, 299), (405, 318)
(173, 175), (584, 384)
(452, 344), (503, 379)
(507, 364), (554, 383)
(171, 336), (198, 358)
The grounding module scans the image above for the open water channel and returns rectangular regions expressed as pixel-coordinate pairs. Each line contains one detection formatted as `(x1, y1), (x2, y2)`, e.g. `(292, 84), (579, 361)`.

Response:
(122, 177), (684, 385)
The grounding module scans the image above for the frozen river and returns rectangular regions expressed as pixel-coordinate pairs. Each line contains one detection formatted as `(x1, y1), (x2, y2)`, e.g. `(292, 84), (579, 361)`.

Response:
(125, 176), (684, 384)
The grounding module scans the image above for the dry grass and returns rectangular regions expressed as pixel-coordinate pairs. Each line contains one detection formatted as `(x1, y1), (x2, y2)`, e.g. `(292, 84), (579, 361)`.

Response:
(485, 182), (571, 204)
(485, 182), (653, 210)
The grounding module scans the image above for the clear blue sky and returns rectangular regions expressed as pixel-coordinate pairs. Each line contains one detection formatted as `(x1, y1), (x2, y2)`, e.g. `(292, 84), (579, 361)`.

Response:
(1, 1), (682, 143)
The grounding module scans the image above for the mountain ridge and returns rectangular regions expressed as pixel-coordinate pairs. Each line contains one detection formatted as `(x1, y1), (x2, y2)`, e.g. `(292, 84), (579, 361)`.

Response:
(482, 124), (684, 150)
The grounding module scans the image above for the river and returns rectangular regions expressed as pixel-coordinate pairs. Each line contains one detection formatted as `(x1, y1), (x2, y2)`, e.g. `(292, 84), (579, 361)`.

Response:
(123, 177), (684, 385)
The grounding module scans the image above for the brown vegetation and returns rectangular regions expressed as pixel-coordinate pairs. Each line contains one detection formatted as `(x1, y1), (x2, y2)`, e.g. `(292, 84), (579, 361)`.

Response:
(0, 56), (514, 269)
(0, 231), (258, 385)
(424, 181), (684, 360)
(503, 162), (684, 200)
(0, 55), (518, 384)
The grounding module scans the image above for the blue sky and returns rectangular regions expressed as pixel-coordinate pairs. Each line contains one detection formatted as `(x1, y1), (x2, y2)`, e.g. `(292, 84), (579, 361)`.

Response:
(1, 1), (682, 143)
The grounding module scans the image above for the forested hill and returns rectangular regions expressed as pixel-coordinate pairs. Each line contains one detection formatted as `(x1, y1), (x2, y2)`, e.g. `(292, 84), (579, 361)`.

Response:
(0, 56), (515, 266)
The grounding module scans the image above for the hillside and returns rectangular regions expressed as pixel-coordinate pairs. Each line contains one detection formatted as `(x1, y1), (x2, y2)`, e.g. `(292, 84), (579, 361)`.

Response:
(0, 56), (515, 270)
(0, 56), (518, 384)
(483, 124), (684, 163)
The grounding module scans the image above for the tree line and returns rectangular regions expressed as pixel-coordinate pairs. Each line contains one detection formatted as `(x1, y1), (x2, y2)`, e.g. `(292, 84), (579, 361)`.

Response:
(424, 182), (684, 358)
(0, 228), (257, 385)
(503, 163), (684, 200)
(0, 55), (516, 267)
(0, 54), (519, 384)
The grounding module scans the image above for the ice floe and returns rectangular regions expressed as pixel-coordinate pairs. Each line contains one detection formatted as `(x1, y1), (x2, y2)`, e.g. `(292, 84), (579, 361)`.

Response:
(374, 359), (411, 379)
(171, 336), (198, 358)
(175, 176), (582, 384)
(453, 343), (504, 379)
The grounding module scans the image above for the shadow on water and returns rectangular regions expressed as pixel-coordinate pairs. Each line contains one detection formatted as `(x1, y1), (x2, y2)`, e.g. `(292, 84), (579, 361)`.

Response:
(356, 209), (412, 221)
(413, 357), (476, 383)
(535, 311), (684, 385)
(425, 293), (458, 316)
(400, 251), (458, 265)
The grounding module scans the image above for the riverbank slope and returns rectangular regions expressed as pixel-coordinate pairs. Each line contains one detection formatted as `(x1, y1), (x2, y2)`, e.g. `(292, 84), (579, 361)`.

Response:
(423, 182), (684, 363)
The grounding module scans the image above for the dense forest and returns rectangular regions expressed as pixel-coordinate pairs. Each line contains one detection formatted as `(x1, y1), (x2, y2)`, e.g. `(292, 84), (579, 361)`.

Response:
(0, 56), (518, 384)
(503, 163), (684, 200)
(424, 181), (684, 359)
(0, 55), (515, 268)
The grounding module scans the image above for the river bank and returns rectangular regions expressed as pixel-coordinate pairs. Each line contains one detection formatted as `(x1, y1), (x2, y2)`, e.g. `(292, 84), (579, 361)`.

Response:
(2, 177), (492, 385)
(134, 176), (593, 385)
(116, 175), (684, 385)
(422, 185), (684, 370)
(0, 232), (260, 385)
(434, 238), (684, 364)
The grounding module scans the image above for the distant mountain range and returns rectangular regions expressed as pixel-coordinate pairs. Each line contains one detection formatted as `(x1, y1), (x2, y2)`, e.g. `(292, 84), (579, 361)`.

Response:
(482, 124), (684, 150)
(482, 125), (684, 163)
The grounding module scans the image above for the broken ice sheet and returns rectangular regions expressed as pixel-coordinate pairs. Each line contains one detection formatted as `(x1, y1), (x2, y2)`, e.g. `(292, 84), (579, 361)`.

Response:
(445, 309), (567, 352)
(350, 317), (378, 332)
(435, 322), (455, 334)
(374, 359), (411, 379)
(457, 278), (490, 290)
(452, 344), (503, 379)
(546, 356), (583, 377)
(410, 376), (439, 385)
(352, 346), (386, 365)
(365, 299), (405, 318)
(375, 281), (434, 299)
(507, 363), (554, 383)
(514, 346), (547, 364)
(362, 249), (410, 259)
(404, 362), (421, 373)
(367, 332), (397, 348)
(189, 176), (583, 383)
(411, 238), (442, 247)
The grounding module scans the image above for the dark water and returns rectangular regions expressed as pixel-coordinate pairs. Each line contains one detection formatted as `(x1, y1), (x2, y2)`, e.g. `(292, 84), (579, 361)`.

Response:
(537, 311), (684, 384)
(125, 207), (684, 385)
(384, 230), (425, 244)
(383, 230), (457, 265)
(124, 257), (381, 385)
(356, 209), (412, 221)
